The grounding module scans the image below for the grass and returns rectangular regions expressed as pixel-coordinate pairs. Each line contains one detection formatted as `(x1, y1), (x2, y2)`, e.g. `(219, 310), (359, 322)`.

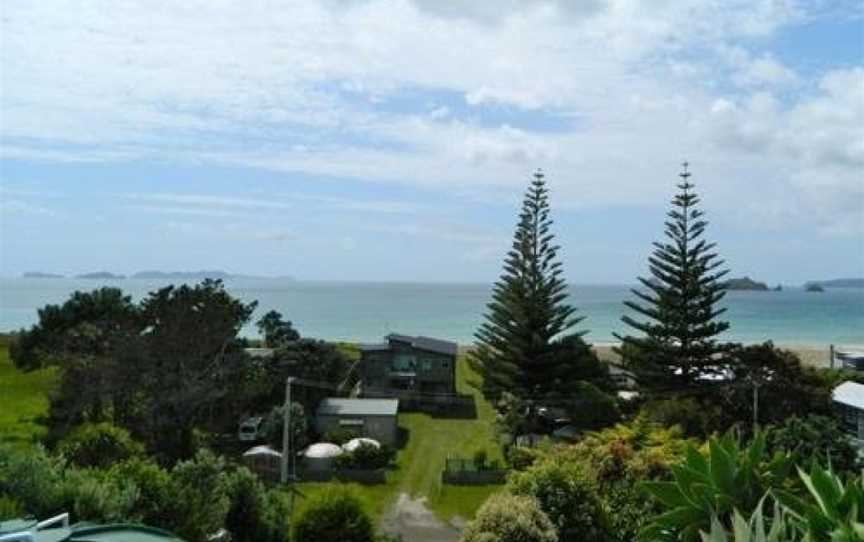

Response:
(0, 345), (58, 449)
(292, 355), (504, 523)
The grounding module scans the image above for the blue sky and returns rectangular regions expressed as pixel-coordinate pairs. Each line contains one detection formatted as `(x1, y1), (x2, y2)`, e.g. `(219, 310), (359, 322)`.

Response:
(1, 0), (862, 284)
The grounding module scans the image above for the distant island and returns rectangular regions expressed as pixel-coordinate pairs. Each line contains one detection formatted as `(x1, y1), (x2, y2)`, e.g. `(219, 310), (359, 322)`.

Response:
(804, 283), (825, 293)
(22, 272), (64, 279)
(723, 277), (769, 291)
(75, 272), (126, 279)
(806, 278), (864, 289)
(133, 270), (235, 280)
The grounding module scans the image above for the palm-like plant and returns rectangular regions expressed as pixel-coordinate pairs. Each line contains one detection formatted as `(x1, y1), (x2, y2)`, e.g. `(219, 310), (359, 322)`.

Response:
(777, 466), (864, 542)
(700, 499), (801, 542)
(640, 432), (792, 541)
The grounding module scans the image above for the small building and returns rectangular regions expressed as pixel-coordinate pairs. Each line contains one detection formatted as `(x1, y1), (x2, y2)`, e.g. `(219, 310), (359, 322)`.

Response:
(302, 442), (344, 471)
(360, 334), (458, 398)
(242, 445), (282, 482)
(315, 398), (399, 445)
(835, 350), (864, 371)
(832, 381), (864, 448)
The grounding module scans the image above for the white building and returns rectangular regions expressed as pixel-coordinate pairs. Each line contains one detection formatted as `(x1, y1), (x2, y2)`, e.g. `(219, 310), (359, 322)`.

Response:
(832, 381), (864, 448)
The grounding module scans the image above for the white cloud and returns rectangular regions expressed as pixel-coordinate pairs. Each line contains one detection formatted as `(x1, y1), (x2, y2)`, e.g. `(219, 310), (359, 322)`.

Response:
(0, 0), (861, 236)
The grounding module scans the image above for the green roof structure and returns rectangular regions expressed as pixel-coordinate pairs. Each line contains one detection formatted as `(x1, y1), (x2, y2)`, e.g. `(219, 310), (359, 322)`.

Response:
(0, 514), (185, 542)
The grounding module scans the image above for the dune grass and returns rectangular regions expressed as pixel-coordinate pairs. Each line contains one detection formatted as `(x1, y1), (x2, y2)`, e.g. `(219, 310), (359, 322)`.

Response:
(292, 355), (504, 523)
(0, 345), (58, 449)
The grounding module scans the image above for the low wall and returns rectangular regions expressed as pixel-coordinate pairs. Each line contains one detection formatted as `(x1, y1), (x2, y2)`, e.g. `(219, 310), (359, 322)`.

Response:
(441, 469), (508, 485)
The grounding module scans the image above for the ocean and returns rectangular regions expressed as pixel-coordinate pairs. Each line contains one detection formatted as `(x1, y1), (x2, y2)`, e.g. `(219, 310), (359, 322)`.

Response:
(0, 278), (862, 347)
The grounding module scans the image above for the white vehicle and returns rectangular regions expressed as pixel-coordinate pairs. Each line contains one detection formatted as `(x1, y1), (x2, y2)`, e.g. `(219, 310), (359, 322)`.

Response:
(238, 416), (264, 442)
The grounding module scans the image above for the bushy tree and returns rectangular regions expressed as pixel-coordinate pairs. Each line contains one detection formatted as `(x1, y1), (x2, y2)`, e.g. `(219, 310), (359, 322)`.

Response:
(508, 460), (608, 542)
(257, 310), (300, 347)
(261, 402), (309, 453)
(472, 170), (596, 401)
(225, 467), (291, 542)
(293, 488), (375, 542)
(168, 450), (231, 541)
(57, 422), (144, 469)
(615, 164), (730, 396)
(461, 493), (558, 542)
(765, 415), (859, 476)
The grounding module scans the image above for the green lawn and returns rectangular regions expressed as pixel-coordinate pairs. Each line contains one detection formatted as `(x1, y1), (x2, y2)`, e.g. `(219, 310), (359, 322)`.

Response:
(0, 345), (58, 449)
(293, 356), (504, 523)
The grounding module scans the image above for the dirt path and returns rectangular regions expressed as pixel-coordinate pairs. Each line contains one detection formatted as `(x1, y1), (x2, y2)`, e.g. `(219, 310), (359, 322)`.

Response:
(380, 493), (462, 542)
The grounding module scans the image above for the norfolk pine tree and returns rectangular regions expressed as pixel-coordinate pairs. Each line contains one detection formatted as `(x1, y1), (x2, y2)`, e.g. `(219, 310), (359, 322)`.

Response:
(615, 164), (730, 395)
(472, 170), (600, 401)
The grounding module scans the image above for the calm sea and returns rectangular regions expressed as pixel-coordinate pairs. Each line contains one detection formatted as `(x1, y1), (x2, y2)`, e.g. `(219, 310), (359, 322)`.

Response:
(0, 278), (862, 347)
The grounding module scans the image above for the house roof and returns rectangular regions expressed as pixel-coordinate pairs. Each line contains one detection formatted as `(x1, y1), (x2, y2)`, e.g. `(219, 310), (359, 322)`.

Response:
(358, 343), (390, 352)
(833, 381), (864, 410)
(386, 333), (459, 356)
(317, 398), (399, 417)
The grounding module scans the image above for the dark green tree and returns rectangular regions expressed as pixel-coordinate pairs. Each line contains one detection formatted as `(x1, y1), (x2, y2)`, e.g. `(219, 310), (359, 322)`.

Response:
(615, 163), (730, 395)
(256, 310), (300, 347)
(472, 170), (596, 401)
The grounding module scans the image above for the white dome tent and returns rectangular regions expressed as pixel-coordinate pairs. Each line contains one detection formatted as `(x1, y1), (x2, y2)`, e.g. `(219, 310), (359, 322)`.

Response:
(302, 442), (343, 471)
(342, 437), (381, 452)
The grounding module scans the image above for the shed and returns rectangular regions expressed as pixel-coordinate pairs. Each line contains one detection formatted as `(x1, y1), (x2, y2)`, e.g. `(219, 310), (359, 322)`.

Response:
(242, 445), (282, 482)
(315, 398), (399, 445)
(832, 381), (864, 445)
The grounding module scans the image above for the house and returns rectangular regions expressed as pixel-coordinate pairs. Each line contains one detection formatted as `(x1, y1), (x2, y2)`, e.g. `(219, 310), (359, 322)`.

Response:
(832, 381), (864, 448)
(359, 334), (458, 399)
(315, 398), (399, 445)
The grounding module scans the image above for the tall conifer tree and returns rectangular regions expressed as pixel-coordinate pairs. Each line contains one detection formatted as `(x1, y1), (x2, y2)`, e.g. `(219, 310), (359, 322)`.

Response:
(615, 163), (730, 394)
(472, 170), (591, 400)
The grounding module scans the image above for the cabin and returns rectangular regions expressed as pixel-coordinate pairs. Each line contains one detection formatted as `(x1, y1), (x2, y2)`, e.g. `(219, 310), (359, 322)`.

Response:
(359, 334), (458, 399)
(315, 398), (399, 445)
(832, 381), (864, 448)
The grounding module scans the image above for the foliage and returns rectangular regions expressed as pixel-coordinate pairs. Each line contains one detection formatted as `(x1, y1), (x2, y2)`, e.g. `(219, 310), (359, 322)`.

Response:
(700, 500), (801, 542)
(472, 170), (596, 401)
(336, 443), (395, 470)
(57, 422), (144, 469)
(323, 427), (361, 446)
(777, 465), (864, 542)
(508, 459), (608, 542)
(0, 495), (22, 520)
(640, 432), (794, 542)
(262, 402), (309, 453)
(720, 343), (838, 429)
(293, 487), (375, 542)
(225, 467), (291, 542)
(461, 493), (558, 542)
(0, 444), (66, 518)
(641, 396), (726, 438)
(168, 449), (231, 542)
(108, 457), (175, 527)
(765, 415), (859, 477)
(59, 467), (139, 522)
(10, 287), (139, 372)
(257, 310), (300, 347)
(615, 165), (730, 396)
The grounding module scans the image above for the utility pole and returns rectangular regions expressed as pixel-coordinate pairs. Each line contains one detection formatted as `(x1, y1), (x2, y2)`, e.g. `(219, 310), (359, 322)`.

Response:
(281, 376), (295, 484)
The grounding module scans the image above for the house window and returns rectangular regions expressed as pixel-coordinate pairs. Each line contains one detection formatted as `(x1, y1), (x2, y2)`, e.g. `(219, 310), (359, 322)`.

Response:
(392, 354), (417, 372)
(422, 359), (432, 371)
(339, 419), (364, 427)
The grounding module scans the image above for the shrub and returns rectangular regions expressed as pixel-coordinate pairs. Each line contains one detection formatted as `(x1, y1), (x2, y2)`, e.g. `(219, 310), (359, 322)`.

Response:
(640, 432), (794, 542)
(108, 458), (175, 527)
(508, 460), (608, 542)
(57, 422), (144, 469)
(506, 445), (542, 471)
(293, 487), (375, 542)
(473, 449), (489, 470)
(777, 465), (864, 541)
(336, 443), (395, 470)
(59, 467), (138, 523)
(225, 467), (290, 542)
(169, 450), (231, 542)
(641, 396), (725, 438)
(0, 445), (66, 517)
(323, 427), (360, 446)
(0, 495), (22, 520)
(700, 499), (801, 542)
(764, 415), (859, 476)
(461, 493), (558, 542)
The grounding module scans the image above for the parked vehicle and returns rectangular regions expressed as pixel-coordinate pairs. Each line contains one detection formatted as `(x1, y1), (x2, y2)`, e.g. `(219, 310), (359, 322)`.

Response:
(238, 416), (264, 442)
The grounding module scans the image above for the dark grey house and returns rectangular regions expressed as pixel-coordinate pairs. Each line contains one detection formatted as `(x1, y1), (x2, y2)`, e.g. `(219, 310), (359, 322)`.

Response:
(359, 334), (458, 401)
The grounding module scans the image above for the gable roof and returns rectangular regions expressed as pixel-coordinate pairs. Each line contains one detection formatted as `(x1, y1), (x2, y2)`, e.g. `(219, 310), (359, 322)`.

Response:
(386, 333), (458, 356)
(317, 398), (399, 417)
(833, 381), (864, 410)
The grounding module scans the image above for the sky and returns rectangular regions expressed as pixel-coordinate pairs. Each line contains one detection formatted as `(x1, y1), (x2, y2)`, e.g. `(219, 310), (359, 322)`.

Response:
(0, 0), (862, 284)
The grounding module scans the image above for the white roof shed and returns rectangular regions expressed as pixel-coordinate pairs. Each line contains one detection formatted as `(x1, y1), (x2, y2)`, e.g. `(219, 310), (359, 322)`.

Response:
(833, 381), (864, 410)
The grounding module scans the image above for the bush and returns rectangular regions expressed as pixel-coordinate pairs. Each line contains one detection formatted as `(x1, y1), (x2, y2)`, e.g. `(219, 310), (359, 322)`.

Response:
(765, 415), (859, 476)
(293, 487), (375, 542)
(108, 458), (175, 527)
(57, 422), (144, 469)
(473, 449), (489, 470)
(461, 493), (558, 542)
(506, 445), (542, 471)
(508, 460), (608, 542)
(641, 396), (725, 438)
(0, 445), (66, 518)
(323, 427), (360, 446)
(59, 467), (138, 522)
(169, 450), (231, 542)
(336, 443), (395, 470)
(0, 495), (23, 520)
(225, 467), (290, 542)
